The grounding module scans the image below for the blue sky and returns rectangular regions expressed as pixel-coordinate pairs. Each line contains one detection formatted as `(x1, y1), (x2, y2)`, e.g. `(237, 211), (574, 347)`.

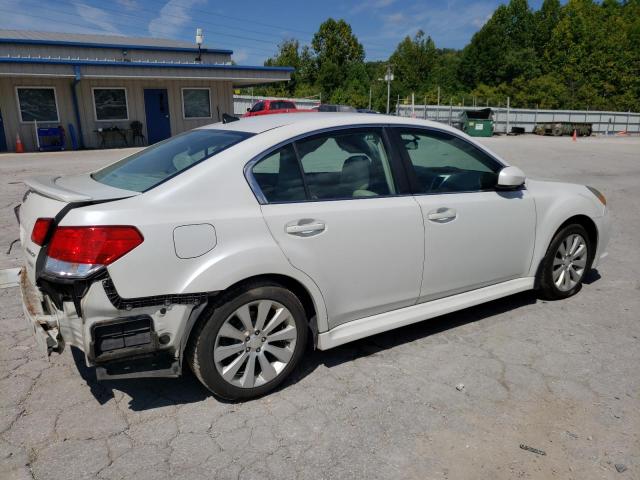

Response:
(0, 0), (545, 65)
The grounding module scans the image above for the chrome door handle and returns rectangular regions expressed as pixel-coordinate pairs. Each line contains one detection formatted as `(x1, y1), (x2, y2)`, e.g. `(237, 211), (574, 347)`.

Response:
(427, 208), (457, 222)
(285, 222), (326, 236)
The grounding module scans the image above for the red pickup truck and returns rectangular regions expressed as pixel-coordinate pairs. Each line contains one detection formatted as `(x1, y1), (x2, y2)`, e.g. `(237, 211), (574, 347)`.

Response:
(244, 99), (300, 117)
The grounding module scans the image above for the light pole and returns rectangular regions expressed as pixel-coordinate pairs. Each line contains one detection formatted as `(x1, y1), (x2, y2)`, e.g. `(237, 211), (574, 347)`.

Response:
(195, 28), (204, 63)
(378, 65), (394, 114)
(385, 66), (394, 114)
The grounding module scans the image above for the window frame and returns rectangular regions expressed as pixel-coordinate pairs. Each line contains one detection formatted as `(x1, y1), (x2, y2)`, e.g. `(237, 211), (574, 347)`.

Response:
(388, 126), (508, 196)
(244, 125), (412, 205)
(250, 101), (265, 113)
(15, 86), (60, 123)
(181, 87), (212, 120)
(92, 87), (129, 122)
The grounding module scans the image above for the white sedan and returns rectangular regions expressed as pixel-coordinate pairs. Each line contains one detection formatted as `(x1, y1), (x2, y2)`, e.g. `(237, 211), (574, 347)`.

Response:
(17, 113), (610, 399)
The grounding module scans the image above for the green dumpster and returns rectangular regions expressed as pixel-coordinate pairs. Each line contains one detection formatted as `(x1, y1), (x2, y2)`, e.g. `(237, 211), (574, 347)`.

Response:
(460, 108), (493, 137)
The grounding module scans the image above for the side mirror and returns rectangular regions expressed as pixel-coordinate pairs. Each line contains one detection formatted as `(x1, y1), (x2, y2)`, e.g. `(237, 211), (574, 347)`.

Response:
(246, 107), (251, 112)
(497, 166), (526, 189)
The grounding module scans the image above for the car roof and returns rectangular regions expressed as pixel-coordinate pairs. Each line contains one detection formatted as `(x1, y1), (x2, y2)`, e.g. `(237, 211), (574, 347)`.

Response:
(199, 112), (461, 135)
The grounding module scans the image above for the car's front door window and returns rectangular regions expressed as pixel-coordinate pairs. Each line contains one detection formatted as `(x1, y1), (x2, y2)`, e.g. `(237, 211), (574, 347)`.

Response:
(399, 130), (501, 194)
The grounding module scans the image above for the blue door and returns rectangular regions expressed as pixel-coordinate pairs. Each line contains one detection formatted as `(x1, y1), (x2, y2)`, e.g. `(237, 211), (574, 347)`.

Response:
(144, 89), (171, 144)
(0, 109), (7, 152)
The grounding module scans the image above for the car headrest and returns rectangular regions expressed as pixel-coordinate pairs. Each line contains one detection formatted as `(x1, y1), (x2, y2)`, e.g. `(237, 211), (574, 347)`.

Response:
(341, 155), (371, 191)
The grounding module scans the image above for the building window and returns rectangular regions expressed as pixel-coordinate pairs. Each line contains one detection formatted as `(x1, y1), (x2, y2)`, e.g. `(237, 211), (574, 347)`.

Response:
(182, 88), (211, 119)
(16, 87), (59, 123)
(93, 88), (129, 121)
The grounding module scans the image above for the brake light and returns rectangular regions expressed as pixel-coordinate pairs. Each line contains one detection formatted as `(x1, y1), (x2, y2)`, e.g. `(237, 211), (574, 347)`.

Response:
(48, 226), (143, 265)
(31, 218), (53, 245)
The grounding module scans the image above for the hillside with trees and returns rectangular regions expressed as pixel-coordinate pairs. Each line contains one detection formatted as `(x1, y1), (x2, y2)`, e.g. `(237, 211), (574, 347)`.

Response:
(253, 0), (640, 112)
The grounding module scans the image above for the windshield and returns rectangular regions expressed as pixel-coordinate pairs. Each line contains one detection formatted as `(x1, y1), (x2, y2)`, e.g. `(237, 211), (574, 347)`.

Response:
(92, 129), (252, 192)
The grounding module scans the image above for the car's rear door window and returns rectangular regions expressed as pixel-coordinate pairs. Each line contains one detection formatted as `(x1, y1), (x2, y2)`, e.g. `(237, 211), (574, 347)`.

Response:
(92, 129), (251, 192)
(251, 145), (306, 203)
(295, 130), (396, 200)
(397, 129), (501, 194)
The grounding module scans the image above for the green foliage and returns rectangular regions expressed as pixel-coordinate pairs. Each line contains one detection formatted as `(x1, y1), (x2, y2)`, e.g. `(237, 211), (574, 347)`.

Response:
(246, 2), (639, 111)
(389, 31), (437, 94)
(312, 18), (365, 67)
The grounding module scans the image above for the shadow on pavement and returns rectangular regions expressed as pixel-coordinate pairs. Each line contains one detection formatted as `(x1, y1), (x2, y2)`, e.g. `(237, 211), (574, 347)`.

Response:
(583, 268), (601, 285)
(72, 289), (544, 409)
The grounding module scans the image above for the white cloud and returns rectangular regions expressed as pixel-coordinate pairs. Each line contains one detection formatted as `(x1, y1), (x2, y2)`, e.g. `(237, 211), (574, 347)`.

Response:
(373, 0), (497, 48)
(232, 48), (248, 64)
(116, 0), (138, 10)
(383, 12), (406, 26)
(471, 13), (491, 28)
(148, 0), (205, 38)
(350, 0), (396, 14)
(0, 0), (118, 34)
(73, 2), (120, 34)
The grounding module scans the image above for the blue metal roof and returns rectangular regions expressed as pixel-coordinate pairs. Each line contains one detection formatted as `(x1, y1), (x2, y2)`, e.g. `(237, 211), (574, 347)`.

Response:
(0, 36), (233, 55)
(0, 57), (294, 72)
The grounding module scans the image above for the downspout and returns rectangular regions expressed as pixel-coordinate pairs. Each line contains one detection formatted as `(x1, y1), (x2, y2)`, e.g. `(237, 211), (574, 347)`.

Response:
(71, 65), (85, 149)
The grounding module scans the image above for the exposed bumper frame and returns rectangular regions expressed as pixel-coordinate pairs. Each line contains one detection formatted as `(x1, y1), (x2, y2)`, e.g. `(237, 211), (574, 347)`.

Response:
(19, 267), (62, 356)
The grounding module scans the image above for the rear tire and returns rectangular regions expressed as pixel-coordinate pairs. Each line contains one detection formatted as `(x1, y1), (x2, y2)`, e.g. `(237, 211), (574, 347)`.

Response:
(187, 282), (308, 400)
(538, 224), (592, 300)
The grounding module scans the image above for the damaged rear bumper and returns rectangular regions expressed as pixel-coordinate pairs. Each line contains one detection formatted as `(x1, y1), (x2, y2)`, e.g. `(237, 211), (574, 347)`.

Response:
(19, 266), (209, 379)
(19, 267), (63, 356)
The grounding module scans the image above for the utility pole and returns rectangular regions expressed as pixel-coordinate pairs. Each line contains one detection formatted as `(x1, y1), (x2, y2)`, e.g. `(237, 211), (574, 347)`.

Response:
(368, 87), (372, 110)
(436, 86), (440, 122)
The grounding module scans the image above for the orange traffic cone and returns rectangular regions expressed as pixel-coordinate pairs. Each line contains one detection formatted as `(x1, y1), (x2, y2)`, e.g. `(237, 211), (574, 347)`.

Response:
(572, 129), (577, 142)
(15, 133), (25, 153)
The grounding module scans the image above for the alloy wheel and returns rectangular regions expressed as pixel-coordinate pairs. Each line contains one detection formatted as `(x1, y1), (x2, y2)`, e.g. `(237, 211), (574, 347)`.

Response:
(552, 233), (588, 292)
(213, 300), (297, 388)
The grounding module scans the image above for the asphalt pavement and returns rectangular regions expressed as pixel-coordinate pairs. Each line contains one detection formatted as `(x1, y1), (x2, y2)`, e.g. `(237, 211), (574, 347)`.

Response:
(1, 135), (638, 479)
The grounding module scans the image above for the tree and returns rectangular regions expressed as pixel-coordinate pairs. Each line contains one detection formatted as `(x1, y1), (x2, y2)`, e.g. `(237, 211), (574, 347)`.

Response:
(534, 0), (562, 61)
(249, 2), (639, 112)
(265, 39), (304, 96)
(389, 30), (437, 97)
(311, 18), (365, 68)
(459, 0), (537, 87)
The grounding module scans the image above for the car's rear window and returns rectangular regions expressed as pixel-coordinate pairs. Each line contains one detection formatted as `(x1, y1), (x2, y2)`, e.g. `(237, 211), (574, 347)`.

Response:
(92, 129), (252, 192)
(272, 101), (295, 110)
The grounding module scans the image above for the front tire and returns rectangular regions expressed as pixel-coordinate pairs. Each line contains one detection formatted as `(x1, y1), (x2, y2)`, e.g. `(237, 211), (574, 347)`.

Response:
(538, 224), (592, 300)
(187, 282), (308, 400)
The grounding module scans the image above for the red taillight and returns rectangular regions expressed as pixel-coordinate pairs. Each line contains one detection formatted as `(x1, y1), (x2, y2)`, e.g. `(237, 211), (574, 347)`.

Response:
(48, 226), (143, 265)
(31, 218), (53, 246)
